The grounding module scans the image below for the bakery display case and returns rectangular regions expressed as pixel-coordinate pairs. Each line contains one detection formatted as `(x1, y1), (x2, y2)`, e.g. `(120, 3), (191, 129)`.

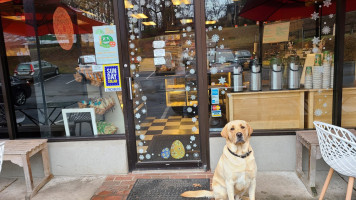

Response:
(165, 76), (197, 107)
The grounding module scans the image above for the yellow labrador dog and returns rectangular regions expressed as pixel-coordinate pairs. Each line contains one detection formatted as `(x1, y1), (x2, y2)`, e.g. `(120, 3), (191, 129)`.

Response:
(181, 120), (257, 200)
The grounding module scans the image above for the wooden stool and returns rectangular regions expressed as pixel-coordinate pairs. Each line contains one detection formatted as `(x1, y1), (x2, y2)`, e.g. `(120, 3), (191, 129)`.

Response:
(1, 139), (53, 200)
(296, 130), (322, 196)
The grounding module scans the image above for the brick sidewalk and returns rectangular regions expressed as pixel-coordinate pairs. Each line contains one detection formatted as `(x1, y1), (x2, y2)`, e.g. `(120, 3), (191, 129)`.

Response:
(90, 171), (213, 200)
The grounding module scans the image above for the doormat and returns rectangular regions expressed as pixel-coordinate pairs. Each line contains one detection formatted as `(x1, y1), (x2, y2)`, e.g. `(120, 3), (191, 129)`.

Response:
(145, 134), (201, 161)
(126, 179), (210, 200)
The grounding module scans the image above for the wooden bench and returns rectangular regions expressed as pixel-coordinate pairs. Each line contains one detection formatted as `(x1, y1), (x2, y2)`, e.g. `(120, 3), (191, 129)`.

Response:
(1, 139), (53, 200)
(296, 129), (356, 196)
(296, 130), (321, 196)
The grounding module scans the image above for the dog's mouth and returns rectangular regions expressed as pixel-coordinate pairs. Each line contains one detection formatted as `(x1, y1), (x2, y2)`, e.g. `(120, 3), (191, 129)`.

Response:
(235, 137), (245, 144)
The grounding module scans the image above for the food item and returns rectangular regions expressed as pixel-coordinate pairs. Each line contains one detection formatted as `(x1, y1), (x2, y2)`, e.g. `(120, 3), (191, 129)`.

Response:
(96, 121), (118, 135)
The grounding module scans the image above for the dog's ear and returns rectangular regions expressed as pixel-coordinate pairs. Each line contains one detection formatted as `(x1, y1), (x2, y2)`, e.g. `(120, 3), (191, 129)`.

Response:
(221, 124), (228, 139)
(247, 123), (253, 136)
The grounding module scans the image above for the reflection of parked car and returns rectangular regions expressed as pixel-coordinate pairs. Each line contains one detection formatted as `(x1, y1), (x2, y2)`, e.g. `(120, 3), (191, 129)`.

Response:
(0, 76), (31, 105)
(14, 60), (59, 81)
(235, 50), (252, 68)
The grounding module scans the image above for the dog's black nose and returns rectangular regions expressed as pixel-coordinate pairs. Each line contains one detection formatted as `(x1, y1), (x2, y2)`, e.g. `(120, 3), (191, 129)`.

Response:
(236, 132), (243, 138)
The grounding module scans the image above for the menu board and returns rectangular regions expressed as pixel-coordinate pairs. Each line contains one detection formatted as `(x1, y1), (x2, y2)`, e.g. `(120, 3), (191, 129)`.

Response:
(263, 22), (290, 44)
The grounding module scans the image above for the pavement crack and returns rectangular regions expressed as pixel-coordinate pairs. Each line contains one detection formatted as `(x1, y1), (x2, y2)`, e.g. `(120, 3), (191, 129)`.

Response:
(0, 178), (18, 193)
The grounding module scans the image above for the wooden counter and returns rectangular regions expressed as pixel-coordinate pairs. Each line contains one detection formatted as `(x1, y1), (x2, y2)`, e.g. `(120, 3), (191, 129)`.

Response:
(226, 90), (305, 130)
(306, 87), (356, 128)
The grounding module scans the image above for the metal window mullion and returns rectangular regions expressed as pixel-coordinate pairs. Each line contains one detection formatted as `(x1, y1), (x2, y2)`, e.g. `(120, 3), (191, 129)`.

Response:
(114, 0), (137, 172)
(332, 0), (346, 126)
(0, 15), (17, 140)
(194, 0), (209, 170)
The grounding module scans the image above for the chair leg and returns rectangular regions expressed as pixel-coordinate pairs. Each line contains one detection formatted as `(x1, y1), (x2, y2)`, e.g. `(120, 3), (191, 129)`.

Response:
(346, 177), (354, 200)
(319, 168), (334, 200)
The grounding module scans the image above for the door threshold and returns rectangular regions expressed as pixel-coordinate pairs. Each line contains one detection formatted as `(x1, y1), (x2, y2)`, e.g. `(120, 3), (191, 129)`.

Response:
(132, 168), (207, 174)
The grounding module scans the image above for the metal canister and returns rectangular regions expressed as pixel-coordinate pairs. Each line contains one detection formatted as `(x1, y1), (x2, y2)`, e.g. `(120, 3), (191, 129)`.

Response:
(288, 55), (300, 89)
(233, 65), (243, 92)
(314, 54), (322, 66)
(270, 57), (282, 90)
(250, 59), (262, 91)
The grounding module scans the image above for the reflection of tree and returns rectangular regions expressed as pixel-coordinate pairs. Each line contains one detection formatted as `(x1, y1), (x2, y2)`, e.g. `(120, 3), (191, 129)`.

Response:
(205, 0), (230, 21)
(62, 0), (114, 24)
(129, 0), (193, 36)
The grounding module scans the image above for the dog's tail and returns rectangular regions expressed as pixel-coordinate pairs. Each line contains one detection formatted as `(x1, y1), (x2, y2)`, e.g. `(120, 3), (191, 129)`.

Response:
(180, 190), (214, 198)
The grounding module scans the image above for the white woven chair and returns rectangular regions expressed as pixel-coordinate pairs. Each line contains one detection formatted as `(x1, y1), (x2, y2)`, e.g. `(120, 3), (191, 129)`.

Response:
(0, 141), (5, 173)
(313, 121), (356, 200)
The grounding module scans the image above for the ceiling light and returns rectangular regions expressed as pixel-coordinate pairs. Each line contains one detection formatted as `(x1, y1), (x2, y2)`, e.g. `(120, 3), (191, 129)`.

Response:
(142, 21), (156, 25)
(205, 20), (216, 25)
(125, 1), (134, 8)
(180, 19), (193, 24)
(131, 13), (148, 19)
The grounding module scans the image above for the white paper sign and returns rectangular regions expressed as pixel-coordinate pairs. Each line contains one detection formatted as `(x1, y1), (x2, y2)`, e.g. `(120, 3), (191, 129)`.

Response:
(153, 40), (165, 49)
(83, 55), (96, 64)
(263, 22), (290, 44)
(154, 49), (165, 57)
(154, 57), (166, 65)
(92, 65), (103, 72)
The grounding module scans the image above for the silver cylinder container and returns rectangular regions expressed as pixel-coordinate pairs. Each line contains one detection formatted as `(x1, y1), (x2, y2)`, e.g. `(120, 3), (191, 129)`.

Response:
(250, 64), (261, 91)
(270, 64), (282, 90)
(233, 66), (243, 92)
(288, 63), (300, 89)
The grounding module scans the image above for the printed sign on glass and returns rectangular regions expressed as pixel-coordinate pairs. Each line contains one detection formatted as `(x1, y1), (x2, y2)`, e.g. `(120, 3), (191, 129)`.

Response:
(103, 64), (121, 92)
(211, 88), (219, 104)
(93, 25), (119, 64)
(211, 105), (222, 117)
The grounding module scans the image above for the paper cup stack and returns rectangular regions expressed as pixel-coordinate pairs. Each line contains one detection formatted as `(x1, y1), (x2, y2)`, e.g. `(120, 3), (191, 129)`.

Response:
(330, 66), (334, 88)
(322, 61), (331, 89)
(305, 66), (313, 89)
(313, 66), (323, 89)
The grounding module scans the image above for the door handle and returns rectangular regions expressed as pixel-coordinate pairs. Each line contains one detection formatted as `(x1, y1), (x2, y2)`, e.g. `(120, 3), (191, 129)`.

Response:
(127, 77), (133, 100)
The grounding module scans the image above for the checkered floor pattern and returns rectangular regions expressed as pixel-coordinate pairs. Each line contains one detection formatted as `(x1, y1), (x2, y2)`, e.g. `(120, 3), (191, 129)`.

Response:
(136, 115), (198, 154)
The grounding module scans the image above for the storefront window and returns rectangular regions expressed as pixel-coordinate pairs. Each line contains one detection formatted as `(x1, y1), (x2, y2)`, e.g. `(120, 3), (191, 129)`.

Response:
(342, 6), (356, 128)
(205, 0), (335, 131)
(0, 0), (125, 138)
(0, 77), (8, 138)
(125, 0), (201, 163)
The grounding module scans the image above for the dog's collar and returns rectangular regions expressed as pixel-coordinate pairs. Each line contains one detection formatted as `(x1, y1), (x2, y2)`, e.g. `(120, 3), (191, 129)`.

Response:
(228, 148), (252, 159)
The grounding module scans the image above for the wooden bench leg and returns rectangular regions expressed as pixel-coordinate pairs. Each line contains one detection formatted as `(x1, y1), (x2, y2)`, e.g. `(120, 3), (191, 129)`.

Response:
(296, 138), (303, 176)
(309, 145), (317, 196)
(41, 145), (51, 177)
(22, 154), (34, 200)
(29, 146), (54, 199)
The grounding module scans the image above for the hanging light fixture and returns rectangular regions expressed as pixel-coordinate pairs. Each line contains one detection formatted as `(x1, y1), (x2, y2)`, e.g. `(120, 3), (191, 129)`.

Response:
(142, 21), (156, 26)
(131, 13), (148, 19)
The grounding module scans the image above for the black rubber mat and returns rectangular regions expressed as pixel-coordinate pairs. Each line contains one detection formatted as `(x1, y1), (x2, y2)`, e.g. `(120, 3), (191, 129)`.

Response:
(127, 179), (210, 200)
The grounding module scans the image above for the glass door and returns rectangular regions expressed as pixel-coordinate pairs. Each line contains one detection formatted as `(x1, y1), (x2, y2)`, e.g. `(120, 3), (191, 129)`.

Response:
(124, 0), (201, 165)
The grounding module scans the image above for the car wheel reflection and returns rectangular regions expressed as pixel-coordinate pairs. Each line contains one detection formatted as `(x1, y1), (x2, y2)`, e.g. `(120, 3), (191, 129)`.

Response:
(15, 90), (26, 106)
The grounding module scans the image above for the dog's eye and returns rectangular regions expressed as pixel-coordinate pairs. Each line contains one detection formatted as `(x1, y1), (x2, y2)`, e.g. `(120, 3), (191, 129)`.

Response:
(241, 126), (245, 129)
(230, 127), (235, 131)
